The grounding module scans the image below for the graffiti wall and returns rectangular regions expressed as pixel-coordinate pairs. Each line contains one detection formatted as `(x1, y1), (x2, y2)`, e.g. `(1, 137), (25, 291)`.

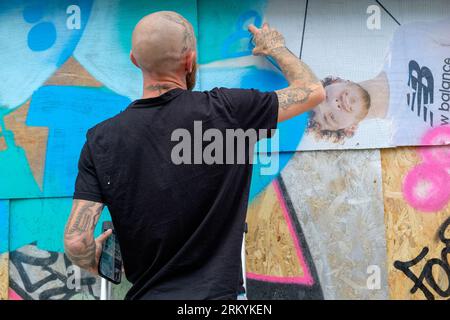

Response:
(0, 0), (449, 300)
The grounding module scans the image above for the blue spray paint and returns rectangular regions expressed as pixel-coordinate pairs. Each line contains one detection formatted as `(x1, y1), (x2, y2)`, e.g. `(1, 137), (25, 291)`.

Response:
(9, 197), (110, 253)
(0, 200), (9, 254)
(25, 86), (130, 197)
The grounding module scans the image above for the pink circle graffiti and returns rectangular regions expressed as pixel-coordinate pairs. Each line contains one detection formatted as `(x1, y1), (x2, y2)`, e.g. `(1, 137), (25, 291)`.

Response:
(419, 126), (450, 169)
(403, 126), (450, 213)
(403, 163), (450, 212)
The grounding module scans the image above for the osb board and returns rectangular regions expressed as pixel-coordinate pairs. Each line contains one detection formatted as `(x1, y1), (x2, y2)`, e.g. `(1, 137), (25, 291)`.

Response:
(381, 146), (450, 300)
(0, 253), (8, 300)
(281, 149), (388, 299)
(246, 182), (304, 278)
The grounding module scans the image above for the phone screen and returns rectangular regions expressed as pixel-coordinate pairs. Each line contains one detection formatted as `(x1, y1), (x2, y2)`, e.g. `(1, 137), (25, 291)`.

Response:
(98, 221), (122, 284)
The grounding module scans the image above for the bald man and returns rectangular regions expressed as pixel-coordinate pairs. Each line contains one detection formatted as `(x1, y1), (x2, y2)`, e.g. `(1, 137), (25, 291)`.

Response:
(64, 11), (324, 300)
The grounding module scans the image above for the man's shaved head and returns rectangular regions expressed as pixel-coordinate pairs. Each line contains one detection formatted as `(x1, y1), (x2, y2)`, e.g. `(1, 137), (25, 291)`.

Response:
(131, 11), (197, 88)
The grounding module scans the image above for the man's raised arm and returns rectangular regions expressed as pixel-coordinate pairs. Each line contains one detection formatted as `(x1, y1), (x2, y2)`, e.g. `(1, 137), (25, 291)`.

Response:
(248, 23), (325, 122)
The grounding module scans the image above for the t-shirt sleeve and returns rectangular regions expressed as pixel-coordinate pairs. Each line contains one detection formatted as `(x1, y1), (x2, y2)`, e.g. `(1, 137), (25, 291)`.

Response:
(218, 87), (279, 138)
(73, 140), (104, 203)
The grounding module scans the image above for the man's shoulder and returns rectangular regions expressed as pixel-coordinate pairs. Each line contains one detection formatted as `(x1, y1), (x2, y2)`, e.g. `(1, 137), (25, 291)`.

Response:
(86, 110), (127, 140)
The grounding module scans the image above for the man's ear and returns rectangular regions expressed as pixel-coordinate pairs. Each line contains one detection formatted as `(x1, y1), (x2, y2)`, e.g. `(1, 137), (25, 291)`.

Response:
(186, 51), (196, 73)
(130, 51), (139, 68)
(343, 124), (358, 137)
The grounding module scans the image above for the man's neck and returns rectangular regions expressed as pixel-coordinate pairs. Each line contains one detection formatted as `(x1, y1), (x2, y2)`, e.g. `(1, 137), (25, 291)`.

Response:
(141, 78), (186, 99)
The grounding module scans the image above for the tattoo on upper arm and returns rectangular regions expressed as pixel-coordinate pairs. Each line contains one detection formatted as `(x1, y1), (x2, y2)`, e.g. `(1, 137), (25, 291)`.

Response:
(276, 86), (313, 110)
(65, 200), (102, 235)
(64, 200), (103, 269)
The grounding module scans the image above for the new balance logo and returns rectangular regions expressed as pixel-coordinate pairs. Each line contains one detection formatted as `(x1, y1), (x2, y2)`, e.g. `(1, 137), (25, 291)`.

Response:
(407, 60), (434, 126)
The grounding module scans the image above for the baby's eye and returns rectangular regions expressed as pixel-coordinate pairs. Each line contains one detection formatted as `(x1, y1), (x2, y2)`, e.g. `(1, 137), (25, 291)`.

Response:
(330, 113), (336, 121)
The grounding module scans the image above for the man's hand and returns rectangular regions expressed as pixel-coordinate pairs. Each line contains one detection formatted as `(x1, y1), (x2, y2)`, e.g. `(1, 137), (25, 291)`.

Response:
(248, 23), (285, 56)
(248, 22), (325, 122)
(64, 199), (113, 276)
(87, 229), (113, 275)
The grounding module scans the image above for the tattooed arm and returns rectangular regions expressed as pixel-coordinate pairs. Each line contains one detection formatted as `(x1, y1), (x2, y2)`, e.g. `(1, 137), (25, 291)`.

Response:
(64, 199), (112, 275)
(248, 23), (325, 122)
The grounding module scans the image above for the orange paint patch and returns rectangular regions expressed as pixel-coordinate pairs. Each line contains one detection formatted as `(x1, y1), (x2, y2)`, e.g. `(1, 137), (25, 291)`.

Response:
(4, 101), (48, 190)
(44, 57), (102, 87)
(0, 128), (6, 151)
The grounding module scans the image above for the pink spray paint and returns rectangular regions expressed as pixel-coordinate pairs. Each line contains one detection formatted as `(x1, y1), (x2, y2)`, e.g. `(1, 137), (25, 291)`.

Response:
(403, 126), (450, 213)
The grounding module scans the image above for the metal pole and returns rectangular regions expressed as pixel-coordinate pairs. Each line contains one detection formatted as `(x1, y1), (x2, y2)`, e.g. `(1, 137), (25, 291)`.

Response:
(238, 222), (248, 300)
(241, 232), (247, 293)
(100, 277), (112, 300)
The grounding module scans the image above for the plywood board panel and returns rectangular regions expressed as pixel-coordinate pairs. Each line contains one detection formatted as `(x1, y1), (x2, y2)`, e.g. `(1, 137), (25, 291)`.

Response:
(382, 146), (450, 300)
(281, 149), (388, 299)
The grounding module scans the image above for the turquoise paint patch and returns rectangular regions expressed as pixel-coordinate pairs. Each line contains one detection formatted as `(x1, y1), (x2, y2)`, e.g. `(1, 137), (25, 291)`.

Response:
(73, 0), (197, 100)
(249, 152), (293, 201)
(0, 128), (43, 199)
(0, 86), (129, 199)
(24, 86), (130, 198)
(10, 197), (111, 252)
(0, 200), (9, 253)
(198, 0), (268, 63)
(116, 0), (199, 55)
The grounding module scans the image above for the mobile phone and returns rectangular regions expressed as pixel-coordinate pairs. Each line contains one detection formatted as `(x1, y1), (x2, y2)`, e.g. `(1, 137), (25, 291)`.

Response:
(98, 221), (122, 284)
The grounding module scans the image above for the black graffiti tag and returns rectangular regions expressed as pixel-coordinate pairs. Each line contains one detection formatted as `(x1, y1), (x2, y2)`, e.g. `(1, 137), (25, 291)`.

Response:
(393, 217), (450, 300)
(9, 244), (98, 300)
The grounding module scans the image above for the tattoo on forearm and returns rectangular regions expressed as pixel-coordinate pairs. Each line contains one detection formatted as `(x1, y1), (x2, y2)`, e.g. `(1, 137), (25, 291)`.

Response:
(64, 200), (103, 270)
(276, 86), (313, 110)
(251, 25), (322, 114)
(270, 47), (320, 86)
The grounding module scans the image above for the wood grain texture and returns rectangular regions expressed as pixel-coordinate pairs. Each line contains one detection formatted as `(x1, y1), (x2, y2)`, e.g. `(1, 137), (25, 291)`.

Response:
(0, 253), (8, 300)
(381, 146), (450, 300)
(44, 57), (102, 87)
(4, 101), (48, 189)
(0, 130), (6, 151)
(281, 149), (388, 299)
(246, 183), (304, 278)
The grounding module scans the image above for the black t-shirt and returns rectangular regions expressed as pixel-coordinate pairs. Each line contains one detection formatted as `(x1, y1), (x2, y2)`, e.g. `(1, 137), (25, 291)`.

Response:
(73, 87), (278, 300)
